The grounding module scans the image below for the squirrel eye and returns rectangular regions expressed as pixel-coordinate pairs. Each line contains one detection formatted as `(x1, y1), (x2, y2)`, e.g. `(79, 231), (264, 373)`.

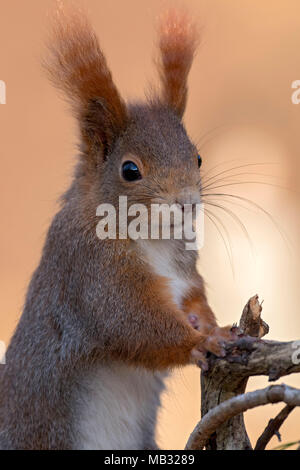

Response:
(197, 154), (202, 168)
(122, 161), (142, 182)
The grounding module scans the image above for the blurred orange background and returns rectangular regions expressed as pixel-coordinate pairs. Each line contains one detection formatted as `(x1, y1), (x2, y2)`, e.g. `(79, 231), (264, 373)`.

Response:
(0, 0), (300, 449)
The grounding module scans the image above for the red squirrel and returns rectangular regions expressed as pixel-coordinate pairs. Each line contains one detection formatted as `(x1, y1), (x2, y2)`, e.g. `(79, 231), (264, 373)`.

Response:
(0, 6), (236, 449)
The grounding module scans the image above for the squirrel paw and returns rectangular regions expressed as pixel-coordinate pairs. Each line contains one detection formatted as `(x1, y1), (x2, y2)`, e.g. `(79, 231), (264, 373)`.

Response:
(190, 348), (209, 372)
(205, 325), (240, 355)
(191, 325), (239, 370)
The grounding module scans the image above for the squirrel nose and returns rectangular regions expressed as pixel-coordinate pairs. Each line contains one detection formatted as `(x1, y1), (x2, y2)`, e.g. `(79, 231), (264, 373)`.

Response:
(175, 188), (201, 209)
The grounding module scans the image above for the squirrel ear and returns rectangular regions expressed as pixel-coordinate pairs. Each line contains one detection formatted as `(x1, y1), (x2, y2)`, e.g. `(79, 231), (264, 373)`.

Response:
(44, 4), (128, 162)
(157, 10), (199, 118)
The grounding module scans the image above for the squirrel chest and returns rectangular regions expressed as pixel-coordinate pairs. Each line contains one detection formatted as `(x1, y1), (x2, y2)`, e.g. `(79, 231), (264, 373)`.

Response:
(74, 364), (166, 450)
(139, 239), (194, 309)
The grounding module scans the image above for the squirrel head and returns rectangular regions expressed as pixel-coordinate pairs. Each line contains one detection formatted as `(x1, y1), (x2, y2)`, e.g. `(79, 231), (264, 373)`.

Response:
(44, 5), (202, 225)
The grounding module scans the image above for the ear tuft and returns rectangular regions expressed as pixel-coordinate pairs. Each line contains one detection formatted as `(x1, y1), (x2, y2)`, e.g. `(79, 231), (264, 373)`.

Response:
(157, 9), (199, 117)
(43, 2), (128, 159)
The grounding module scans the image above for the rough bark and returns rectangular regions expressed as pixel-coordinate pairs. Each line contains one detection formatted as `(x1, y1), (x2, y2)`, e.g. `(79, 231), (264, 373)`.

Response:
(186, 384), (300, 450)
(185, 295), (300, 450)
(254, 404), (295, 450)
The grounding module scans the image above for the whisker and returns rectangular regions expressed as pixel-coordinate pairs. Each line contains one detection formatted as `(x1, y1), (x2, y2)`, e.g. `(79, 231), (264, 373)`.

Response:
(201, 164), (279, 187)
(195, 124), (229, 150)
(201, 161), (278, 181)
(202, 192), (291, 251)
(202, 172), (280, 192)
(202, 180), (286, 192)
(203, 207), (235, 275)
(204, 201), (255, 256)
(203, 196), (254, 214)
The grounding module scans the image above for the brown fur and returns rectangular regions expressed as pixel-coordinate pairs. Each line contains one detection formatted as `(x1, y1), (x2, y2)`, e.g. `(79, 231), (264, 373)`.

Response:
(0, 5), (234, 450)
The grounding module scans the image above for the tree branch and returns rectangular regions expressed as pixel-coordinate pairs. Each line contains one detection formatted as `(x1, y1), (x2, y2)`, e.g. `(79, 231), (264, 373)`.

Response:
(254, 404), (295, 450)
(186, 295), (300, 450)
(185, 384), (300, 450)
(210, 338), (300, 383)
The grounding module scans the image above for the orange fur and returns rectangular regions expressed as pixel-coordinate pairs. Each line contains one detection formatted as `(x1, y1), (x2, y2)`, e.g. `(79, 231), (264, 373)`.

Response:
(182, 284), (235, 358)
(157, 9), (199, 117)
(43, 2), (127, 155)
(182, 285), (217, 335)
